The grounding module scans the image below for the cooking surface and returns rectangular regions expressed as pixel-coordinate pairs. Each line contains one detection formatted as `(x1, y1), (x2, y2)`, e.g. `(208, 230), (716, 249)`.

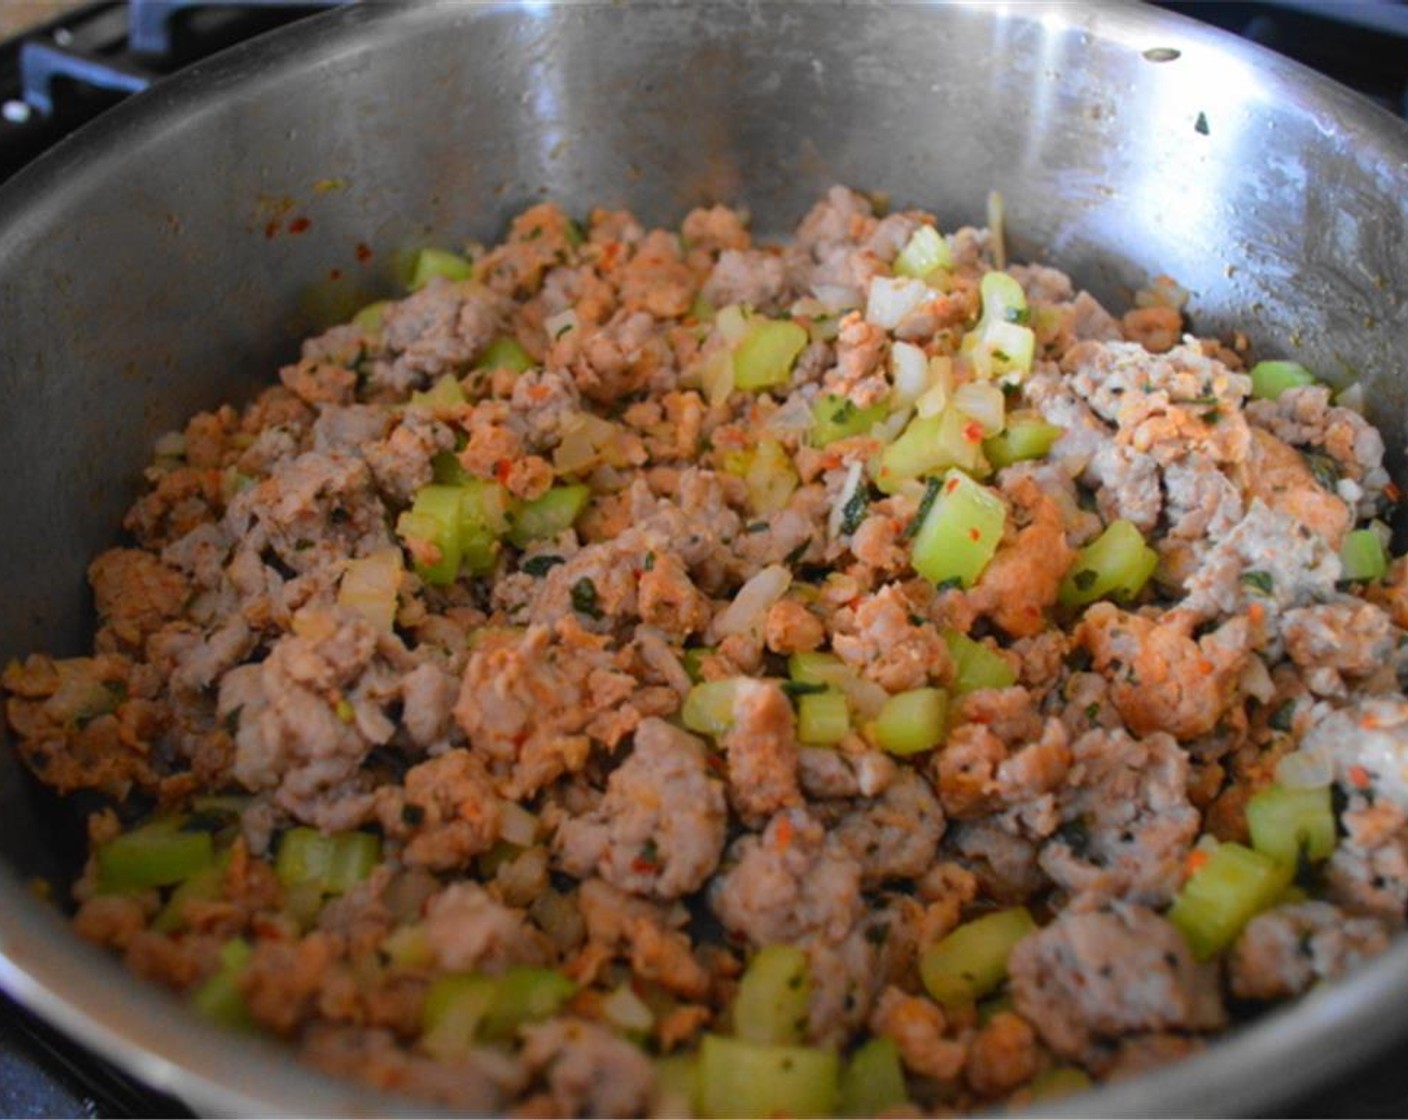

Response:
(1, 1), (1407, 1116)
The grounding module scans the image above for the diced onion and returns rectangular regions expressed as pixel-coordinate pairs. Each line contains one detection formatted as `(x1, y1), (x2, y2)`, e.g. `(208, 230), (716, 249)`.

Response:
(764, 395), (816, 435)
(865, 276), (930, 331)
(544, 309), (579, 340)
(716, 304), (750, 344)
(1237, 656), (1276, 704)
(498, 800), (540, 846)
(953, 381), (1006, 436)
(699, 348), (735, 408)
(987, 190), (1006, 271)
(874, 406), (913, 444)
(889, 341), (930, 406)
(1335, 381), (1366, 415)
(813, 284), (862, 313)
(916, 357), (955, 419)
(828, 460), (865, 540)
(716, 565), (792, 638)
(1276, 747), (1333, 790)
(602, 984), (655, 1033)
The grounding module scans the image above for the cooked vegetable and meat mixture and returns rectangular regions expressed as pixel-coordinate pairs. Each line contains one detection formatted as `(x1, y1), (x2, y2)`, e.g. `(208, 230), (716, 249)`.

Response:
(7, 185), (1407, 1115)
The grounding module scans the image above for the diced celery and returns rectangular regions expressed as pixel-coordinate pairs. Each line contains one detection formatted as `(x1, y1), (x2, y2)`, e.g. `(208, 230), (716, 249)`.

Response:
(351, 299), (390, 333)
(797, 691), (850, 746)
(507, 484), (590, 548)
(422, 967), (574, 1053)
(409, 373), (467, 409)
(840, 1036), (908, 1118)
(746, 438), (799, 515)
(474, 335), (534, 374)
(698, 1035), (839, 1120)
(910, 469), (1007, 588)
(479, 967), (577, 1042)
(789, 651), (849, 687)
(460, 478), (510, 575)
(409, 247), (472, 291)
(681, 646), (714, 684)
(191, 938), (255, 1032)
(920, 907), (1037, 1007)
(942, 629), (1017, 694)
(1249, 360), (1316, 401)
(429, 450), (470, 486)
(811, 395), (888, 449)
(153, 862), (224, 933)
(893, 224), (953, 281)
(1340, 529), (1388, 582)
(398, 484), (463, 585)
(983, 418), (1064, 469)
(655, 1053), (701, 1115)
(274, 828), (380, 896)
(1030, 1066), (1092, 1101)
(688, 294), (716, 323)
(871, 688), (948, 755)
(422, 972), (498, 1059)
(962, 271), (1036, 383)
(97, 818), (215, 894)
(733, 318), (809, 391)
(733, 944), (811, 1045)
(877, 407), (988, 493)
(1167, 841), (1292, 960)
(1246, 784), (1336, 867)
(682, 679), (740, 737)
(1058, 518), (1158, 607)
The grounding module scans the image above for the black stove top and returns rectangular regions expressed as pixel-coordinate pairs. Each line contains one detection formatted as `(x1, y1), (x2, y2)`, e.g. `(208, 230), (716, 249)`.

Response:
(1, 1), (1407, 1116)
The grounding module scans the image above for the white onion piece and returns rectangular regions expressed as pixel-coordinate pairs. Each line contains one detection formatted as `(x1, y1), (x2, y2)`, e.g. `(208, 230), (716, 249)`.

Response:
(765, 395), (816, 434)
(716, 565), (792, 638)
(498, 800), (540, 846)
(916, 356), (955, 419)
(890, 341), (930, 405)
(828, 460), (865, 540)
(865, 276), (930, 330)
(813, 284), (862, 313)
(1336, 381), (1365, 414)
(953, 381), (1006, 436)
(544, 309), (579, 340)
(1237, 655), (1276, 704)
(337, 548), (403, 633)
(603, 985), (654, 1032)
(716, 303), (750, 344)
(987, 189), (1006, 271)
(1276, 747), (1333, 790)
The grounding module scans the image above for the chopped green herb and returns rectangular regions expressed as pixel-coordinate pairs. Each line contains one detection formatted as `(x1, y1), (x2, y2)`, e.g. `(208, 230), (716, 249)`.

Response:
(745, 521), (769, 534)
(840, 486), (871, 536)
(1194, 111), (1210, 135)
(933, 576), (964, 593)
(643, 551), (657, 571)
(571, 577), (603, 620)
(1301, 451), (1340, 491)
(521, 554), (564, 577)
(902, 477), (943, 541)
(1200, 408), (1221, 425)
(1269, 701), (1295, 733)
(1240, 570), (1274, 595)
(784, 538), (812, 565)
(780, 679), (828, 699)
(1072, 568), (1097, 591)
(1084, 702), (1101, 721)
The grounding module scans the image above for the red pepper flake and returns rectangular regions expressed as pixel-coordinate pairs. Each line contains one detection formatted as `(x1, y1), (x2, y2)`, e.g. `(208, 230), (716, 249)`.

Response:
(775, 816), (794, 853)
(494, 459), (513, 484)
(945, 477), (961, 494)
(963, 420), (984, 444)
(264, 219), (281, 239)
(288, 216), (311, 235)
(968, 528), (981, 542)
(355, 242), (374, 263)
(1349, 765), (1372, 790)
(1386, 481), (1402, 504)
(1185, 848), (1211, 877)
